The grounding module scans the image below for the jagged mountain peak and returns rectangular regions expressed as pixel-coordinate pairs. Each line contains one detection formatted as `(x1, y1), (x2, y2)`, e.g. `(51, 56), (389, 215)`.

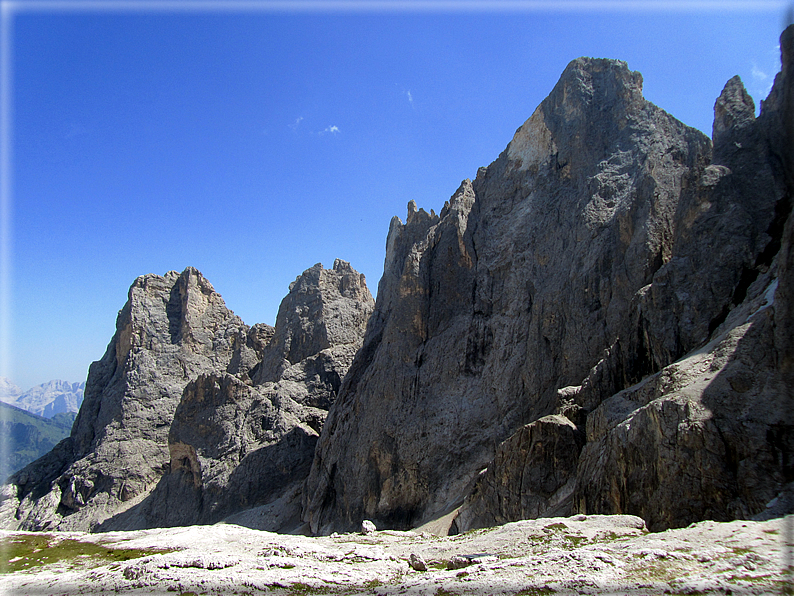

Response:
(4, 260), (375, 532)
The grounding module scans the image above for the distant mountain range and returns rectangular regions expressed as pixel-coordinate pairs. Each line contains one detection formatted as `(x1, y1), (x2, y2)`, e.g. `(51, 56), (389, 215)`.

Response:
(0, 378), (84, 418)
(0, 378), (84, 479)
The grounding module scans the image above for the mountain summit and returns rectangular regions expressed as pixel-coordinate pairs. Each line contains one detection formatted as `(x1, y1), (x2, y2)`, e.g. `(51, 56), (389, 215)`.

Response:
(2, 263), (374, 531)
(303, 35), (794, 533)
(2, 26), (792, 535)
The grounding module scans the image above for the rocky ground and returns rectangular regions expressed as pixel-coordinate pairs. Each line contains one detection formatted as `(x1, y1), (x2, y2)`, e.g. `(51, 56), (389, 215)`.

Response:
(1, 513), (791, 595)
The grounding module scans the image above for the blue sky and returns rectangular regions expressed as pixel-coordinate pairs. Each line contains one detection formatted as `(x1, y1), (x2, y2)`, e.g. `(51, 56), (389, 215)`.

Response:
(0, 0), (789, 390)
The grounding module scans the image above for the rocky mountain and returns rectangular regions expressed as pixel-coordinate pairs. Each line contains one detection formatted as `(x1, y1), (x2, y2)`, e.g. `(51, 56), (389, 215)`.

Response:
(1, 26), (792, 537)
(98, 260), (374, 531)
(0, 402), (75, 481)
(14, 381), (85, 418)
(0, 261), (373, 532)
(0, 378), (85, 418)
(302, 27), (794, 533)
(0, 377), (22, 403)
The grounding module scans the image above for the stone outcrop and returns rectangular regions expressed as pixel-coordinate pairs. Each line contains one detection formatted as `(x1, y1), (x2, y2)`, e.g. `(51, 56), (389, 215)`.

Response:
(566, 25), (794, 532)
(4, 268), (248, 531)
(303, 55), (711, 534)
(97, 259), (374, 531)
(453, 415), (585, 532)
(303, 28), (794, 534)
(3, 28), (792, 537)
(2, 260), (374, 532)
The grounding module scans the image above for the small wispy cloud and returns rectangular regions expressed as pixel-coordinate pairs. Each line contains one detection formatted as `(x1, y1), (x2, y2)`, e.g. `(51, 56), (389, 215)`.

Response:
(751, 63), (768, 82)
(406, 90), (413, 104)
(290, 116), (304, 130)
(749, 50), (779, 103)
(320, 125), (340, 135)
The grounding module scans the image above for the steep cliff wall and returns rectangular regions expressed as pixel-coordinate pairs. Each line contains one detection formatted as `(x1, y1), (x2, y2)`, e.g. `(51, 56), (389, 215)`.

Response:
(4, 268), (248, 531)
(303, 28), (793, 534)
(107, 259), (374, 530)
(3, 29), (791, 536)
(2, 261), (374, 532)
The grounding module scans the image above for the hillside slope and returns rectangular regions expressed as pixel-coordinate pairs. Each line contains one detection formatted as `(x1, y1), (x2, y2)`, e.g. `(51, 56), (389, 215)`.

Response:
(0, 402), (74, 480)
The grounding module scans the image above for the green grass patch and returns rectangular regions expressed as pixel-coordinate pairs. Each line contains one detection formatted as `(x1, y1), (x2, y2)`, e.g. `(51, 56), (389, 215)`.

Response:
(562, 534), (588, 547)
(515, 587), (556, 596)
(288, 583), (347, 595)
(543, 523), (567, 531)
(725, 573), (774, 583)
(1, 534), (173, 574)
(599, 531), (622, 541)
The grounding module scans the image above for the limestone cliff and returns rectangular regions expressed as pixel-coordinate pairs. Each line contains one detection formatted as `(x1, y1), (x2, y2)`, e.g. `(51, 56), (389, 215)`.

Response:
(303, 28), (794, 534)
(3, 28), (792, 537)
(2, 260), (374, 532)
(102, 259), (374, 530)
(4, 268), (247, 530)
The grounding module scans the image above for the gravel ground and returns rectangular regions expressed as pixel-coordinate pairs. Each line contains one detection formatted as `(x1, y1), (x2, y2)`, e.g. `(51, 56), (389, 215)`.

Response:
(1, 513), (791, 595)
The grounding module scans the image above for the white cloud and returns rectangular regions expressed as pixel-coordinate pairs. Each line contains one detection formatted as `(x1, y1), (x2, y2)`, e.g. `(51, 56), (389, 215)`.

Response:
(290, 116), (304, 130)
(407, 90), (413, 104)
(751, 63), (768, 82)
(321, 125), (340, 135)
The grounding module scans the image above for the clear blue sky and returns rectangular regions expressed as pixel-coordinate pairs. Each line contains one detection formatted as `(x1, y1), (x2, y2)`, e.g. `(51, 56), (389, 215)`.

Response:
(1, 1), (789, 390)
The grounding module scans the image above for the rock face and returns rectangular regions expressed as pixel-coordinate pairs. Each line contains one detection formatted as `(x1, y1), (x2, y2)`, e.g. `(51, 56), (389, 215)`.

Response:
(303, 28), (794, 534)
(98, 259), (372, 531)
(5, 268), (247, 531)
(568, 26), (794, 531)
(2, 261), (373, 532)
(453, 415), (585, 532)
(3, 28), (792, 537)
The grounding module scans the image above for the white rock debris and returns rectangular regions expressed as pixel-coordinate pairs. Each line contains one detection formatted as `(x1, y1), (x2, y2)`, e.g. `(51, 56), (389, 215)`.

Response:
(1, 513), (789, 595)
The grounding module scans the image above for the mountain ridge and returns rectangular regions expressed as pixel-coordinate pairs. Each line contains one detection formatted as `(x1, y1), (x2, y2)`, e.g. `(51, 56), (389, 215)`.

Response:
(2, 27), (792, 535)
(0, 378), (85, 418)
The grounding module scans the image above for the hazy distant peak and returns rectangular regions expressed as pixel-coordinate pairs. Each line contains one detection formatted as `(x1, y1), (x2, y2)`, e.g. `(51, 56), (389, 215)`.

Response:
(8, 379), (86, 418)
(0, 377), (23, 402)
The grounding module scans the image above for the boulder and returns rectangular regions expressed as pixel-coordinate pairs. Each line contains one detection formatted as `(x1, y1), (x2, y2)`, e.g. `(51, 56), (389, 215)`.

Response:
(453, 415), (585, 533)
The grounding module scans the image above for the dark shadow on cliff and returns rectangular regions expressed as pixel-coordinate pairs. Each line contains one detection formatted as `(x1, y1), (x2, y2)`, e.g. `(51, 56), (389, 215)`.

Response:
(95, 425), (317, 532)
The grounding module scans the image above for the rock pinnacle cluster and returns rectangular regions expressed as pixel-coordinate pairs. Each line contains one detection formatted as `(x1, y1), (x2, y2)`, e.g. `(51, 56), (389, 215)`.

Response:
(3, 26), (792, 537)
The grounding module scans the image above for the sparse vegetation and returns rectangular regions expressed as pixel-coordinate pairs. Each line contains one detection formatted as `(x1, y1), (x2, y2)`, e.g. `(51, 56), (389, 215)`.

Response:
(515, 587), (556, 596)
(543, 522), (567, 531)
(562, 534), (588, 547)
(0, 534), (172, 574)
